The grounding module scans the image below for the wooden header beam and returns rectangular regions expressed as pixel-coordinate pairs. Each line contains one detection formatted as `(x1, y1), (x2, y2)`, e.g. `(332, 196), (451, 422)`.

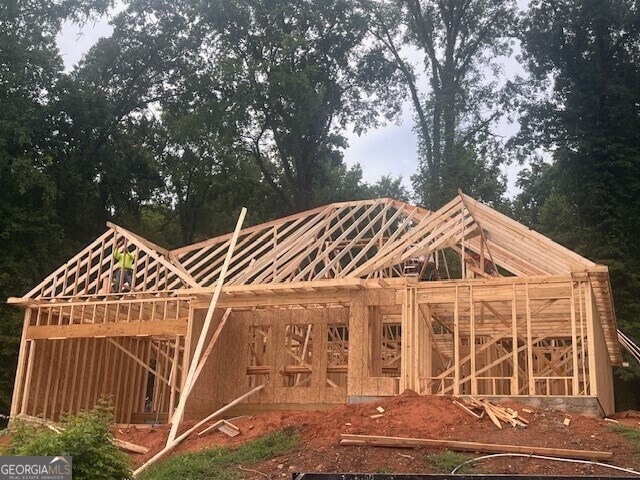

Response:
(25, 320), (187, 340)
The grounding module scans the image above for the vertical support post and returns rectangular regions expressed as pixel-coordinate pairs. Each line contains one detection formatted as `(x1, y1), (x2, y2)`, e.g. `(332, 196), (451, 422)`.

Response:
(168, 336), (180, 422)
(403, 289), (415, 392)
(42, 340), (59, 419)
(585, 282), (597, 396)
(20, 339), (36, 415)
(423, 303), (432, 393)
(511, 285), (518, 395)
(570, 282), (580, 395)
(69, 338), (86, 414)
(400, 288), (408, 393)
(182, 307), (195, 390)
(469, 286), (477, 395)
(453, 286), (460, 395)
(88, 338), (101, 410)
(369, 308), (382, 377)
(10, 309), (32, 418)
(525, 283), (535, 395)
(412, 288), (419, 392)
(50, 340), (66, 420)
(578, 282), (587, 394)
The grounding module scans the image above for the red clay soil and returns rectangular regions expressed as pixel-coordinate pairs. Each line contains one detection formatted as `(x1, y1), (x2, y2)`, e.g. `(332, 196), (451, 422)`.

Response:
(116, 391), (640, 478)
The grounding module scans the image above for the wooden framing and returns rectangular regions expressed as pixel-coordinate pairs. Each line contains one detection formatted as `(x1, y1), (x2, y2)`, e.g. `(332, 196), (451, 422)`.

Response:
(7, 194), (621, 425)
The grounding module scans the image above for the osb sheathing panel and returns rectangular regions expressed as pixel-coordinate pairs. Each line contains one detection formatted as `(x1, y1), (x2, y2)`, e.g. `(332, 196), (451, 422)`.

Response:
(347, 288), (401, 398)
(591, 292), (615, 415)
(183, 287), (399, 416)
(184, 304), (353, 419)
(183, 308), (242, 416)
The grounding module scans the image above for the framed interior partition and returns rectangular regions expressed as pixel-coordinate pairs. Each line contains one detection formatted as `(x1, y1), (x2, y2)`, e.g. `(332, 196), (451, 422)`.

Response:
(402, 276), (609, 411)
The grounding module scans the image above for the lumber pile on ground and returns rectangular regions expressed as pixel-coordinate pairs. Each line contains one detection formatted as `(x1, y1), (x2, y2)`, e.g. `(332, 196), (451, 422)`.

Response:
(339, 434), (613, 462)
(456, 397), (528, 429)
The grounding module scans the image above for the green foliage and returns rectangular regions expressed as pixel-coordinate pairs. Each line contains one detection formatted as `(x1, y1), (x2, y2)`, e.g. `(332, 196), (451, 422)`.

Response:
(607, 425), (640, 455)
(370, 0), (519, 209)
(517, 0), (640, 364)
(1, 400), (131, 480)
(426, 450), (475, 474)
(0, 0), (106, 422)
(175, 0), (403, 211)
(139, 428), (300, 480)
(367, 175), (412, 202)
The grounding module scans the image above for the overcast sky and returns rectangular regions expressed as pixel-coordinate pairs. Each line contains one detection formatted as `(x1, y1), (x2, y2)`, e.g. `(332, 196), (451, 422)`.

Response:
(57, 11), (526, 198)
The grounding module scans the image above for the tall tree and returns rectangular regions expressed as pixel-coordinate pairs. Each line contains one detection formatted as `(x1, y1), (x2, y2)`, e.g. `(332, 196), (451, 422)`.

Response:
(191, 0), (404, 212)
(369, 0), (519, 208)
(148, 113), (280, 245)
(516, 0), (640, 409)
(517, 0), (640, 342)
(0, 0), (111, 420)
(47, 0), (202, 241)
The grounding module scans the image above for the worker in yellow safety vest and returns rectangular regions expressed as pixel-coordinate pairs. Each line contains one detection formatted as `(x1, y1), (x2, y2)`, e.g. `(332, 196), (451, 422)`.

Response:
(113, 237), (135, 292)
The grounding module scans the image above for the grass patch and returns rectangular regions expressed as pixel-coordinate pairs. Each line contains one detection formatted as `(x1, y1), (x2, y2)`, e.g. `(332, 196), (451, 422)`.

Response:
(375, 467), (393, 473)
(608, 425), (640, 453)
(138, 427), (299, 480)
(426, 450), (475, 474)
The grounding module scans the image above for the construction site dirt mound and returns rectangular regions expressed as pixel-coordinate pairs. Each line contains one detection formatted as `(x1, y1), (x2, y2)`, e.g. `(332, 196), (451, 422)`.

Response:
(116, 392), (640, 477)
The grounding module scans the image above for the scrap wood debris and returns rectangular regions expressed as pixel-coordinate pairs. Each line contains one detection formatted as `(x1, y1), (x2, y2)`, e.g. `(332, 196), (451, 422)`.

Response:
(197, 418), (243, 438)
(453, 397), (528, 429)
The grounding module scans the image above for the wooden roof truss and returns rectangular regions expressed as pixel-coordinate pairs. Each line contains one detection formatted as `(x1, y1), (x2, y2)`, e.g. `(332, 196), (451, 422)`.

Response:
(16, 193), (619, 363)
(24, 223), (198, 300)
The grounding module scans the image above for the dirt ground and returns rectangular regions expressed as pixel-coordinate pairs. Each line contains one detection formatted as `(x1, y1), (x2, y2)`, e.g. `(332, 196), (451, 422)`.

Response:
(116, 392), (640, 478)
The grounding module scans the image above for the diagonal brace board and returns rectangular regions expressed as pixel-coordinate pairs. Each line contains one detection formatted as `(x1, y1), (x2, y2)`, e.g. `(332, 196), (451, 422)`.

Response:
(166, 208), (247, 445)
(184, 307), (233, 399)
(134, 382), (266, 478)
(106, 338), (176, 390)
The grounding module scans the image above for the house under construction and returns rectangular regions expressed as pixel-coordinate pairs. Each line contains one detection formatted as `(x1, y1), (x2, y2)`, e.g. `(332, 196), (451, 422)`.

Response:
(8, 192), (620, 428)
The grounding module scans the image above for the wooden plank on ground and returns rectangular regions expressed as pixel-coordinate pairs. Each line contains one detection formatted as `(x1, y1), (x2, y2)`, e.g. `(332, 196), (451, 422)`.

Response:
(339, 434), (613, 461)
(113, 438), (149, 454)
(452, 400), (481, 419)
(197, 419), (225, 437)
